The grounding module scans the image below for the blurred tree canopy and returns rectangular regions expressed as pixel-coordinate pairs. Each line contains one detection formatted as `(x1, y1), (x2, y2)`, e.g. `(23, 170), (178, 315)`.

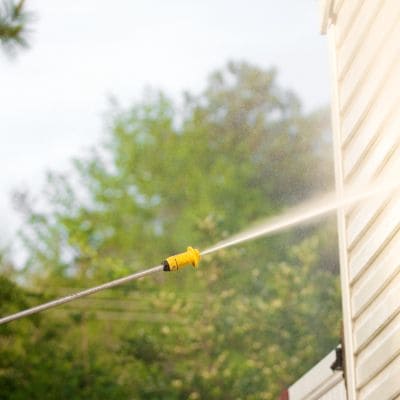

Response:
(0, 0), (32, 55)
(1, 61), (341, 399)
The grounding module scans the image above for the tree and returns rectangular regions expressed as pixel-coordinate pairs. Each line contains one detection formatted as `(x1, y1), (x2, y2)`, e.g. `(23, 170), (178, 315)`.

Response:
(0, 0), (32, 55)
(0, 249), (132, 400)
(6, 61), (340, 399)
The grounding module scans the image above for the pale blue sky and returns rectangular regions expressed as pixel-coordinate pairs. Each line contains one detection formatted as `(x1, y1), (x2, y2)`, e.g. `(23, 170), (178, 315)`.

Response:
(0, 0), (330, 247)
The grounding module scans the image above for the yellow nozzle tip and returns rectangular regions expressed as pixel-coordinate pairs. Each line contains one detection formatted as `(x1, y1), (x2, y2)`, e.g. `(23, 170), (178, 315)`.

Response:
(164, 246), (201, 271)
(187, 246), (201, 267)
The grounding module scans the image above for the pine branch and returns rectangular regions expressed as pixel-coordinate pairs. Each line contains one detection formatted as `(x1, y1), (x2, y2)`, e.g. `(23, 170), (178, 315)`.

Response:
(0, 0), (32, 55)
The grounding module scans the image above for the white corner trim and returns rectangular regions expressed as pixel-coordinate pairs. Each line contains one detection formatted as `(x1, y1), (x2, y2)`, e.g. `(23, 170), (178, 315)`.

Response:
(326, 24), (357, 399)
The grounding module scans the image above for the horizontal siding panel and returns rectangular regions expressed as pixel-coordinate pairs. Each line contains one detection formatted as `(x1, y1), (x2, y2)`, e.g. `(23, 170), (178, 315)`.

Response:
(345, 196), (388, 253)
(335, 0), (366, 49)
(346, 168), (400, 250)
(356, 313), (400, 389)
(349, 195), (400, 283)
(337, 0), (383, 82)
(352, 232), (400, 319)
(346, 127), (400, 187)
(353, 271), (400, 352)
(339, 0), (400, 102)
(340, 29), (400, 145)
(345, 135), (400, 237)
(345, 157), (400, 234)
(359, 354), (400, 400)
(343, 69), (400, 180)
(343, 149), (400, 220)
(375, 139), (400, 181)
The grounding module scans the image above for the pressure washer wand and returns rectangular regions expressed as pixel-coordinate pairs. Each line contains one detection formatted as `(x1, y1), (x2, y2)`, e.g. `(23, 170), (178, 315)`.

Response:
(0, 247), (202, 326)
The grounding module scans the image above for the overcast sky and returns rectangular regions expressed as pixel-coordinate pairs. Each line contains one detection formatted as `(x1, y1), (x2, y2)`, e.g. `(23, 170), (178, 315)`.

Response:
(0, 0), (331, 248)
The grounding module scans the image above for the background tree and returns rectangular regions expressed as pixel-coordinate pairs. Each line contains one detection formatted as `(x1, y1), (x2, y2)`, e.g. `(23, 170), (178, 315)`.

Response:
(0, 0), (32, 55)
(2, 62), (341, 399)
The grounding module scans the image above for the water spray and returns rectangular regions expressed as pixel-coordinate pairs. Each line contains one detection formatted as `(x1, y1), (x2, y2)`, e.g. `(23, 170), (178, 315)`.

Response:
(0, 179), (398, 325)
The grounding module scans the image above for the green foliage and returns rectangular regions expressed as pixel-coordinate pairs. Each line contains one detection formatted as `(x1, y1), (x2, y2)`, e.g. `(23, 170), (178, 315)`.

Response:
(3, 62), (341, 399)
(0, 0), (32, 55)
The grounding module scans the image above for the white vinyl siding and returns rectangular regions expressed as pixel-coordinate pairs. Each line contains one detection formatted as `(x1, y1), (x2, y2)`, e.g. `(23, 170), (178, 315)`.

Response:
(322, 0), (400, 399)
(288, 350), (346, 400)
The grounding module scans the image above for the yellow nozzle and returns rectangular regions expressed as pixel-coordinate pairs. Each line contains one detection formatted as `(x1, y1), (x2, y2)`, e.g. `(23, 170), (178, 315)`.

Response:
(163, 247), (201, 271)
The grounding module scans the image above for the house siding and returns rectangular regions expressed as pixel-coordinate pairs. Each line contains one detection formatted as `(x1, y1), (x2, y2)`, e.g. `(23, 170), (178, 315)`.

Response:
(288, 350), (346, 400)
(323, 1), (400, 399)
